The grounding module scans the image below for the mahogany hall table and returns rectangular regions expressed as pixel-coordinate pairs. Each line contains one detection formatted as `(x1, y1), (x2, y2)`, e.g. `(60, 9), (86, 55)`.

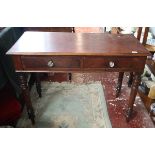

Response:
(6, 32), (150, 124)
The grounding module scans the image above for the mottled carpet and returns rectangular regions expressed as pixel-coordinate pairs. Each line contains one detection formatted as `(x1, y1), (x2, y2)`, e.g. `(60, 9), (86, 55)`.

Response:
(17, 82), (111, 128)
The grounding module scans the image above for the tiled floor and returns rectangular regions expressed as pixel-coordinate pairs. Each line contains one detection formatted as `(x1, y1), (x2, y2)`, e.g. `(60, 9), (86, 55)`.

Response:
(49, 27), (154, 128)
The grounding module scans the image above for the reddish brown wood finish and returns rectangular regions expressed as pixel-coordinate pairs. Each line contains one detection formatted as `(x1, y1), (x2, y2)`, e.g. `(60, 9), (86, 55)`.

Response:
(116, 72), (124, 97)
(136, 27), (149, 45)
(83, 56), (146, 71)
(142, 27), (149, 45)
(6, 32), (150, 124)
(127, 27), (150, 86)
(7, 32), (149, 56)
(24, 27), (73, 32)
(13, 55), (146, 73)
(21, 56), (81, 70)
(137, 27), (143, 41)
(12, 56), (23, 70)
(126, 73), (141, 122)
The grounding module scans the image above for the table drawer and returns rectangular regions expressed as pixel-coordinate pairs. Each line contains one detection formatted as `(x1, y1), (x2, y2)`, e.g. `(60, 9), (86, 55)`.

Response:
(21, 56), (81, 69)
(83, 56), (145, 70)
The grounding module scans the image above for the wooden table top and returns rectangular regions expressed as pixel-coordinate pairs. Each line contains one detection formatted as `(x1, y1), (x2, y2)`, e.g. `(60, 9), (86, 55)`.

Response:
(7, 32), (150, 56)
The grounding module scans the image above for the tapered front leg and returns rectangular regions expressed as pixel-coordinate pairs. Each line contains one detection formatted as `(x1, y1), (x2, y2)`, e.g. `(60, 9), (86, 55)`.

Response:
(126, 73), (141, 122)
(19, 73), (35, 124)
(116, 72), (124, 97)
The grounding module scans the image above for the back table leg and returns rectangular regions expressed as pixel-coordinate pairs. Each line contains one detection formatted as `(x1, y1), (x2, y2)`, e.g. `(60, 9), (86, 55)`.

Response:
(35, 73), (42, 97)
(126, 73), (141, 122)
(19, 73), (35, 124)
(116, 72), (124, 97)
(128, 72), (134, 87)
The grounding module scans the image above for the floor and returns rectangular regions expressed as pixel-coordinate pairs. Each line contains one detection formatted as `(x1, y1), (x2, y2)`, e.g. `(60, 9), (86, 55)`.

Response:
(48, 27), (155, 128)
(17, 82), (111, 128)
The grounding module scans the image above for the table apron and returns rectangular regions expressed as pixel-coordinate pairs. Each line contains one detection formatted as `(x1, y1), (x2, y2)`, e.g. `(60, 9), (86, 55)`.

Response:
(12, 55), (146, 73)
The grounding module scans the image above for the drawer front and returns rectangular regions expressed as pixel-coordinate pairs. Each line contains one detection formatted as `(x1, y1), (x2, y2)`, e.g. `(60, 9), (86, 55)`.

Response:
(83, 56), (146, 71)
(21, 56), (81, 70)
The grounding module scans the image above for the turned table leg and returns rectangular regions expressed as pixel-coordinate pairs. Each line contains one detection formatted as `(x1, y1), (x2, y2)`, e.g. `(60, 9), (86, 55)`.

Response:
(116, 72), (124, 97)
(19, 73), (35, 124)
(126, 72), (141, 122)
(35, 73), (42, 98)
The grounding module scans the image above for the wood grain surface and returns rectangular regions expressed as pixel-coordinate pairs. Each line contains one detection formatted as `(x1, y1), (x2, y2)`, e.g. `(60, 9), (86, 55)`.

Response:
(7, 32), (150, 56)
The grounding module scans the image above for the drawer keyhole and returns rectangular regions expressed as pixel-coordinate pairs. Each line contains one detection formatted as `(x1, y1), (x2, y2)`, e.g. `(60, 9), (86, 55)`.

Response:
(47, 60), (54, 67)
(109, 61), (115, 68)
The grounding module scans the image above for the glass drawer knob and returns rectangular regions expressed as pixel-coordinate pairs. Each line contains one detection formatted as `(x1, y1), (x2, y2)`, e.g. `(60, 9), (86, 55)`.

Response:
(47, 60), (54, 67)
(109, 61), (115, 68)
